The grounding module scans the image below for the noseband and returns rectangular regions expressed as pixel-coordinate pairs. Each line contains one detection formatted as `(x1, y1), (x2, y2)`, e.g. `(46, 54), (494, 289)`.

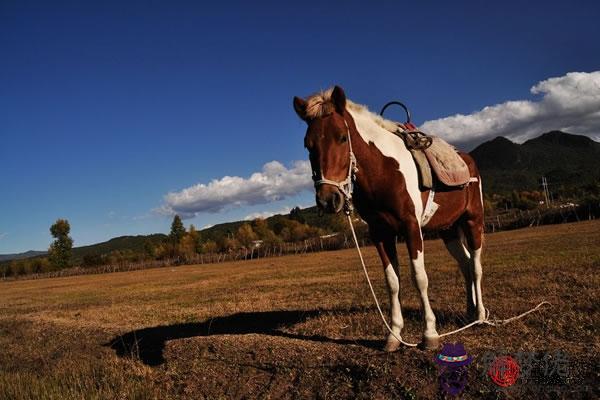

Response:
(312, 118), (359, 214)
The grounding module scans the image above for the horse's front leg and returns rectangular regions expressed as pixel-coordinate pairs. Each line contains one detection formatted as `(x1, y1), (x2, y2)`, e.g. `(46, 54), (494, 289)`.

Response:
(373, 233), (404, 352)
(405, 220), (439, 349)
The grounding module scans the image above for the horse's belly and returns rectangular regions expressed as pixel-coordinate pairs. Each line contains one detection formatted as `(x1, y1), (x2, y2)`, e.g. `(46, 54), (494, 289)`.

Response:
(421, 189), (467, 231)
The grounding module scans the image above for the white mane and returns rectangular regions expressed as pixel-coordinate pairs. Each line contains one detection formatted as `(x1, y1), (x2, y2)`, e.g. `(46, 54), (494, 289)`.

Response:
(304, 88), (399, 133)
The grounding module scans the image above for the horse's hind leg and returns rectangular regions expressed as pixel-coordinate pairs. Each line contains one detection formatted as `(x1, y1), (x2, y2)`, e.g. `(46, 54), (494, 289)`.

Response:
(463, 219), (486, 322)
(466, 221), (485, 321)
(373, 233), (404, 352)
(441, 226), (477, 321)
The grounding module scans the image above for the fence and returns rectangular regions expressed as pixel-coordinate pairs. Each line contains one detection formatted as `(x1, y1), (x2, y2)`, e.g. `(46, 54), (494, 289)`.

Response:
(484, 203), (596, 232)
(4, 203), (597, 281)
(10, 233), (364, 281)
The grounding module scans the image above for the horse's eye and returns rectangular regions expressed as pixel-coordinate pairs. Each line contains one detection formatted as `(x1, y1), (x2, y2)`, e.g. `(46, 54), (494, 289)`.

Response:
(340, 135), (348, 143)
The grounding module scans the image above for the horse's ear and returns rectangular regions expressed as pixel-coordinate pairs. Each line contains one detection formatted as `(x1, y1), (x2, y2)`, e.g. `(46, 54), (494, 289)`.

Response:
(293, 96), (308, 121)
(331, 85), (346, 114)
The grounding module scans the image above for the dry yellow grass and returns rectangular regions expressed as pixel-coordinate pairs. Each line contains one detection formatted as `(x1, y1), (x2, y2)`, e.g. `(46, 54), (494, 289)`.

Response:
(1, 221), (598, 399)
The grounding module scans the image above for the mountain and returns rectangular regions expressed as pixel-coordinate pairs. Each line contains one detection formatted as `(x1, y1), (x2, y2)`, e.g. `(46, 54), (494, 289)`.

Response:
(470, 131), (600, 194)
(0, 235), (167, 265)
(0, 250), (47, 262)
(70, 234), (168, 262)
(195, 206), (341, 242)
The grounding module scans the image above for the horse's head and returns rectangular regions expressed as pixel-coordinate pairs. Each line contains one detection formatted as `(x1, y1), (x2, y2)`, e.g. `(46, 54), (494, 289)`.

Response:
(293, 86), (354, 214)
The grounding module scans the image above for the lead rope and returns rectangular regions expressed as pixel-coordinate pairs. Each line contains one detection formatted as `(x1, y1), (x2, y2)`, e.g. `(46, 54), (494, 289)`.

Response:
(345, 213), (551, 348)
(346, 213), (418, 347)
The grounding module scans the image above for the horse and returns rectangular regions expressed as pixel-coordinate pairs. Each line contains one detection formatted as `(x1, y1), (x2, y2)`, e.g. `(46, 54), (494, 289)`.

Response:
(293, 86), (486, 351)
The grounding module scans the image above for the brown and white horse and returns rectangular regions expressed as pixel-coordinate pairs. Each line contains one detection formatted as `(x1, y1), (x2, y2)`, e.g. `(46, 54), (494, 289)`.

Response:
(293, 86), (486, 351)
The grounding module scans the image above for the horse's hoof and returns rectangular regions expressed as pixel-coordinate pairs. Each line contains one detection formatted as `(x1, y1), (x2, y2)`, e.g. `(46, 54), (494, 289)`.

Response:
(420, 335), (439, 350)
(467, 310), (485, 321)
(383, 337), (402, 352)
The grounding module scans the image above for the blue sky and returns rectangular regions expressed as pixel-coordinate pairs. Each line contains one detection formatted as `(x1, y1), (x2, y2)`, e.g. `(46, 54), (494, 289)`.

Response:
(1, 1), (599, 253)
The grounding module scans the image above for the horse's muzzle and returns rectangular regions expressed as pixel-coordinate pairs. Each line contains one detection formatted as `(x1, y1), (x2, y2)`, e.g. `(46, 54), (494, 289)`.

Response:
(316, 186), (344, 214)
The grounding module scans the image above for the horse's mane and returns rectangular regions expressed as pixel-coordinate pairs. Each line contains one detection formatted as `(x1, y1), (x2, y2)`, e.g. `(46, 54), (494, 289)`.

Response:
(304, 87), (398, 133)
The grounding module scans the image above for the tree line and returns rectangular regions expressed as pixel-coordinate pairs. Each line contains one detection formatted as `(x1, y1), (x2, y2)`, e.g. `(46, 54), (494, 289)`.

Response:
(0, 210), (356, 278)
(3, 183), (598, 279)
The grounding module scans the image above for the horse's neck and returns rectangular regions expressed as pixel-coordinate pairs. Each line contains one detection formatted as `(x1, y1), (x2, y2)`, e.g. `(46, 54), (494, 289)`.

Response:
(348, 108), (416, 182)
(344, 107), (423, 222)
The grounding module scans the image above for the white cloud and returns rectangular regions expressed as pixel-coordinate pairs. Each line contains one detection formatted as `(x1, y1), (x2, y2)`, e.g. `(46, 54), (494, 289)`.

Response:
(244, 206), (294, 221)
(0, 233), (7, 240)
(158, 160), (313, 218)
(421, 71), (600, 148)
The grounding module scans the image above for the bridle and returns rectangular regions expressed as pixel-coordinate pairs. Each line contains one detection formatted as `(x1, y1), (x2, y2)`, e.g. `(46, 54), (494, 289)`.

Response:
(311, 117), (359, 214)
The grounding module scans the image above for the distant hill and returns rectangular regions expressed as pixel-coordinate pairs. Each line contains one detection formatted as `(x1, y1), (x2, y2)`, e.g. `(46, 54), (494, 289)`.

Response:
(1, 210), (337, 265)
(0, 235), (167, 264)
(0, 250), (46, 262)
(70, 234), (168, 263)
(194, 206), (341, 242)
(470, 131), (600, 194)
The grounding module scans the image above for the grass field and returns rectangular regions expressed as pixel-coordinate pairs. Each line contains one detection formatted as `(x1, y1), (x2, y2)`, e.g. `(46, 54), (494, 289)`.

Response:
(1, 221), (598, 399)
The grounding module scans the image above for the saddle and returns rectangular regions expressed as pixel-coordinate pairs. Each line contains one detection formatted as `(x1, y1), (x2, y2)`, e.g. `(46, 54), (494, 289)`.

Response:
(379, 101), (471, 190)
(391, 121), (471, 189)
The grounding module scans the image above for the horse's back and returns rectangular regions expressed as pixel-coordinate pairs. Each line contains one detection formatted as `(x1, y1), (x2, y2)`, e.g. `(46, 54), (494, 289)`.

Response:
(457, 151), (481, 178)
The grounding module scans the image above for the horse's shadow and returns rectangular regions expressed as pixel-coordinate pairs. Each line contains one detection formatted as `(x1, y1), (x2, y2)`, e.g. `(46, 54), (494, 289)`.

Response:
(106, 308), (468, 366)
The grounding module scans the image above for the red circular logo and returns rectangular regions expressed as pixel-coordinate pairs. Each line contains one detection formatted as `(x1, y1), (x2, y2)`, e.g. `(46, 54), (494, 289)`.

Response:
(487, 356), (520, 387)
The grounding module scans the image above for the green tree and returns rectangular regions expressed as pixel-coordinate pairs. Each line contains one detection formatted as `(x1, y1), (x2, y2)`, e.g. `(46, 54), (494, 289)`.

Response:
(169, 215), (186, 244)
(82, 254), (103, 267)
(30, 258), (47, 274)
(180, 225), (201, 260)
(279, 219), (324, 242)
(2, 264), (13, 278)
(510, 190), (520, 209)
(237, 223), (258, 248)
(289, 206), (305, 223)
(252, 218), (282, 248)
(188, 224), (202, 254)
(48, 219), (73, 269)
(143, 240), (157, 259)
(201, 240), (218, 254)
(217, 235), (239, 252)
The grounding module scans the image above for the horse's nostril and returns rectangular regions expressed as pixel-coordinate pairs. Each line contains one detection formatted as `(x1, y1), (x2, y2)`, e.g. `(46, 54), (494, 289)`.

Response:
(332, 191), (343, 210)
(317, 196), (328, 210)
(316, 190), (343, 213)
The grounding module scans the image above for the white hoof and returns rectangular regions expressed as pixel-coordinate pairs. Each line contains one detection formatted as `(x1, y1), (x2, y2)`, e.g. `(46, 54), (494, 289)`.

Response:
(421, 334), (439, 350)
(384, 335), (402, 352)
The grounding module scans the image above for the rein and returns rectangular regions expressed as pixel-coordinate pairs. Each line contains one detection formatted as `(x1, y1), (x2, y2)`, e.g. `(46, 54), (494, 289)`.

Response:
(312, 118), (358, 214)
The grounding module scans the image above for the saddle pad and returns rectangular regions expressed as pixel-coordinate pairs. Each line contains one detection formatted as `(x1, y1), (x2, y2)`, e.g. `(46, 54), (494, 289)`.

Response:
(423, 137), (470, 187)
(409, 148), (433, 189)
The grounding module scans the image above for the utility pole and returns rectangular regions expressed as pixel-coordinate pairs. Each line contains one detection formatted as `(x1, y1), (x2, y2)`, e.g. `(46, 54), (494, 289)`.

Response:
(542, 176), (551, 208)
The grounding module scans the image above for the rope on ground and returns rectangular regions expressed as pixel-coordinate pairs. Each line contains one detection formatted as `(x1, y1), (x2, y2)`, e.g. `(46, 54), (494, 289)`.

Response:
(346, 214), (551, 348)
